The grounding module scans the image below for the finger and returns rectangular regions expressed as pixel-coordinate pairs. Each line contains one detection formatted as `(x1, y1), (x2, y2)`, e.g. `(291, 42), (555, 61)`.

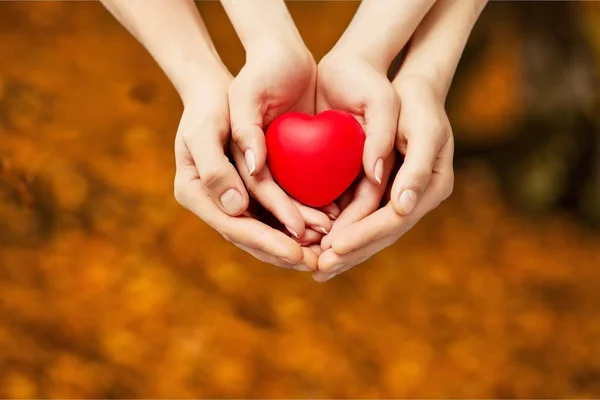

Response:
(231, 143), (305, 239)
(233, 243), (295, 269)
(299, 247), (319, 271)
(180, 178), (303, 264)
(296, 228), (323, 247)
(337, 187), (355, 212)
(333, 150), (454, 255)
(362, 86), (400, 185)
(392, 132), (454, 215)
(228, 79), (267, 176)
(315, 234), (399, 279)
(319, 202), (341, 220)
(292, 199), (332, 234)
(309, 244), (323, 258)
(331, 205), (409, 256)
(321, 152), (395, 251)
(390, 124), (449, 216)
(179, 122), (249, 217)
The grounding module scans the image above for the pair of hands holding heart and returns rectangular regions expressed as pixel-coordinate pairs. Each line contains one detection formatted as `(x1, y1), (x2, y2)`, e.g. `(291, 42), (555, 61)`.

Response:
(173, 42), (454, 282)
(99, 0), (486, 282)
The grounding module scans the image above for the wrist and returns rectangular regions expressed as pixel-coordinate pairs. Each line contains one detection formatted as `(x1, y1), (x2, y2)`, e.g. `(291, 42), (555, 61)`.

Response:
(331, 37), (394, 74)
(393, 73), (447, 104)
(246, 34), (311, 62)
(176, 57), (232, 106)
(320, 46), (385, 78)
(246, 36), (316, 78)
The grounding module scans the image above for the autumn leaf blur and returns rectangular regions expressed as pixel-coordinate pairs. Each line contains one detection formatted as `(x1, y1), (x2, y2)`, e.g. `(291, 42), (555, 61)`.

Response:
(1, 1), (600, 398)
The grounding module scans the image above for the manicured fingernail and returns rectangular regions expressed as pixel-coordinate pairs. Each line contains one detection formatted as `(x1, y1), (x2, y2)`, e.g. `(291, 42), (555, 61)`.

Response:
(313, 226), (329, 235)
(220, 189), (243, 215)
(286, 226), (300, 238)
(293, 265), (311, 272)
(245, 149), (256, 175)
(399, 189), (418, 214)
(374, 158), (383, 185)
(327, 213), (337, 220)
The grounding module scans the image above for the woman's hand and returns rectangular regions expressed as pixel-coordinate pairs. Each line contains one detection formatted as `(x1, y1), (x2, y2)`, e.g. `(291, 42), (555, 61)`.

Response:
(174, 66), (321, 270)
(220, 0), (336, 243)
(228, 39), (331, 241)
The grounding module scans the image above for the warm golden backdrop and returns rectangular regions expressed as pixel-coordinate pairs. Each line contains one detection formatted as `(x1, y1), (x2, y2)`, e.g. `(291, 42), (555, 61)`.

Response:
(1, 1), (600, 398)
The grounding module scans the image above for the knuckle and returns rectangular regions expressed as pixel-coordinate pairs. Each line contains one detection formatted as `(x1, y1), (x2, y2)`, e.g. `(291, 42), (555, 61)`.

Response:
(442, 174), (455, 200)
(199, 166), (226, 192)
(411, 170), (433, 194)
(173, 175), (189, 206)
(173, 184), (187, 206)
(231, 126), (246, 145)
(382, 132), (396, 152)
(383, 85), (400, 106)
(181, 127), (196, 145)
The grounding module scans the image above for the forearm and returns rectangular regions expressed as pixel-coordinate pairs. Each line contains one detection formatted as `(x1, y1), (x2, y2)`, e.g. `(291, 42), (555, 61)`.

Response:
(219, 0), (306, 53)
(100, 0), (226, 102)
(395, 0), (489, 99)
(332, 0), (436, 72)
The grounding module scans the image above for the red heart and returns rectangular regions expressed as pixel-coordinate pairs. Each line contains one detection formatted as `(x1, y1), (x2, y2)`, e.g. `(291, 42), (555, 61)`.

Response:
(265, 110), (366, 207)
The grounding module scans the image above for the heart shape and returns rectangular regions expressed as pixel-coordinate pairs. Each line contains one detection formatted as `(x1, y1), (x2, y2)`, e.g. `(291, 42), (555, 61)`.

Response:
(265, 110), (366, 207)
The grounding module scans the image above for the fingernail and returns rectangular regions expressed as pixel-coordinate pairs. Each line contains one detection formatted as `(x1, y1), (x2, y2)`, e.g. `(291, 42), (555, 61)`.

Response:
(220, 189), (243, 215)
(286, 226), (300, 239)
(313, 226), (329, 235)
(245, 149), (256, 175)
(325, 272), (339, 281)
(374, 158), (383, 185)
(293, 265), (311, 272)
(331, 264), (347, 273)
(399, 189), (418, 214)
(327, 213), (337, 220)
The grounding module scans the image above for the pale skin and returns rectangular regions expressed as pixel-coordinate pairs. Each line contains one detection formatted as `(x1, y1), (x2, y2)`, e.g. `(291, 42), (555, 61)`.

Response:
(315, 0), (489, 281)
(99, 0), (488, 280)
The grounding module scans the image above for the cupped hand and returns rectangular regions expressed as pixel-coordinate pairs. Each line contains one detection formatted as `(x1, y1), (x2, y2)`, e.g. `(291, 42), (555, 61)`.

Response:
(313, 76), (455, 282)
(172, 63), (321, 270)
(228, 38), (336, 241)
(316, 49), (400, 253)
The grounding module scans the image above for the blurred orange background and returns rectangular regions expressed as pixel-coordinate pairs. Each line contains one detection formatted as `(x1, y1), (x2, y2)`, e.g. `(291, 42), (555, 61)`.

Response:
(1, 1), (600, 398)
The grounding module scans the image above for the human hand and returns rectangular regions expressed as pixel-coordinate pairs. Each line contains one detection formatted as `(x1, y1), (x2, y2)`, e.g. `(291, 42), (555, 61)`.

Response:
(311, 0), (487, 282)
(228, 37), (338, 243)
(313, 76), (454, 282)
(315, 48), (400, 254)
(173, 63), (321, 270)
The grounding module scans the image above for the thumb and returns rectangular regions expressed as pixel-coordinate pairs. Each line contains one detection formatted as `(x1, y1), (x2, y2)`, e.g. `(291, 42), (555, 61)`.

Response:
(228, 80), (268, 177)
(391, 129), (447, 215)
(362, 87), (399, 185)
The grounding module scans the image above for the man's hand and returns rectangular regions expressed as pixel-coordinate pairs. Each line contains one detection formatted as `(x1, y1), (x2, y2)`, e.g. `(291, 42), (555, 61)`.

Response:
(313, 0), (488, 282)
(313, 77), (454, 282)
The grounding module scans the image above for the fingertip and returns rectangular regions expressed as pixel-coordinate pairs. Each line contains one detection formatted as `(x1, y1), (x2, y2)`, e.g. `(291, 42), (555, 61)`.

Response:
(281, 240), (304, 265)
(233, 125), (267, 176)
(316, 248), (338, 272)
(392, 188), (419, 216)
(362, 135), (393, 185)
(321, 202), (341, 220)
(300, 247), (318, 271)
(320, 234), (333, 251)
(362, 147), (379, 185)
(308, 244), (323, 257)
(331, 235), (353, 256)
(219, 188), (248, 216)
